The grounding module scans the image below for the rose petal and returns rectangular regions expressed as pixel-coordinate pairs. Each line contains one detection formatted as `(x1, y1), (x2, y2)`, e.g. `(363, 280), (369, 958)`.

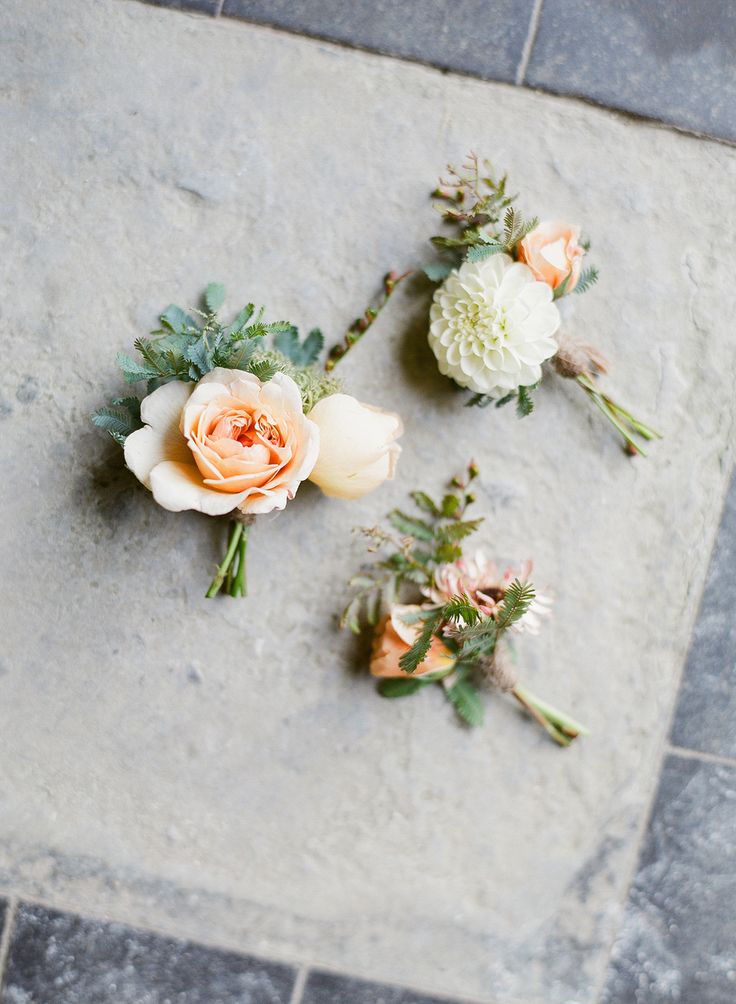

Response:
(124, 380), (192, 488)
(149, 460), (247, 514)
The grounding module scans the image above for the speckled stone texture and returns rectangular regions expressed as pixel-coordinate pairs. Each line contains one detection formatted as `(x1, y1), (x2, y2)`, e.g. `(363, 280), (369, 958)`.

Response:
(220, 0), (534, 84)
(301, 970), (464, 1004)
(527, 0), (736, 141)
(2, 903), (296, 1002)
(671, 471), (736, 758)
(600, 755), (736, 1004)
(1, 3), (736, 1004)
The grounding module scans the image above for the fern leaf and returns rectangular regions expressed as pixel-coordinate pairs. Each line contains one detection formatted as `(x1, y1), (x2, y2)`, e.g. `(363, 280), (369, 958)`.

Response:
(446, 679), (484, 726)
(398, 610), (442, 674)
(574, 266), (599, 295)
(495, 579), (535, 632)
(436, 518), (483, 545)
(388, 510), (435, 542)
(516, 385), (536, 417)
(205, 282), (226, 313)
(442, 595), (481, 626)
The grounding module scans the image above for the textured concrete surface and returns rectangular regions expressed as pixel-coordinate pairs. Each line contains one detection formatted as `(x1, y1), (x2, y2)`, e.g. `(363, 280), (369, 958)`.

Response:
(1, 3), (736, 1003)
(2, 903), (297, 1003)
(671, 471), (736, 758)
(527, 0), (736, 142)
(600, 755), (736, 1004)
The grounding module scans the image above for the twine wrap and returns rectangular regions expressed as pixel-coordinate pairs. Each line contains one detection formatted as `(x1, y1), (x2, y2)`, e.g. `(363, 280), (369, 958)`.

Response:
(553, 334), (609, 379)
(478, 647), (518, 693)
(231, 511), (256, 527)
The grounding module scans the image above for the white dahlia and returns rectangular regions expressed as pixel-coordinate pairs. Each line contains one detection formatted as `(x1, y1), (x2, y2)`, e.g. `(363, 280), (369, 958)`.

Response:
(428, 254), (561, 394)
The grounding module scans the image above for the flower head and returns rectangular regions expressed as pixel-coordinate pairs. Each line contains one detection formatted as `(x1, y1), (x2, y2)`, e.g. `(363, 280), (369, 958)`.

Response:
(518, 221), (584, 292)
(370, 605), (455, 679)
(425, 551), (552, 634)
(428, 255), (560, 394)
(124, 367), (319, 516)
(307, 394), (402, 500)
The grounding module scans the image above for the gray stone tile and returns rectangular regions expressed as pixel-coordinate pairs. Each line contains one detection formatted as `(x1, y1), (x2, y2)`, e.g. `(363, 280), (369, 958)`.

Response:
(671, 470), (736, 758)
(526, 0), (736, 142)
(301, 970), (464, 1004)
(220, 0), (535, 84)
(142, 0), (218, 14)
(600, 754), (736, 1004)
(2, 903), (296, 1003)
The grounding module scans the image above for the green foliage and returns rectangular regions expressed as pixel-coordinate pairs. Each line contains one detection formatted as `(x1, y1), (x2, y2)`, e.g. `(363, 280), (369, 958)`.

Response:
(91, 397), (142, 445)
(516, 384), (537, 417)
(446, 678), (484, 726)
(388, 510), (436, 542)
(378, 678), (427, 698)
(574, 266), (599, 295)
(442, 595), (481, 627)
(274, 327), (325, 366)
(94, 283), (339, 447)
(466, 393), (494, 408)
(494, 579), (535, 631)
(398, 609), (443, 674)
(204, 282), (226, 313)
(423, 262), (455, 282)
(342, 463), (542, 729)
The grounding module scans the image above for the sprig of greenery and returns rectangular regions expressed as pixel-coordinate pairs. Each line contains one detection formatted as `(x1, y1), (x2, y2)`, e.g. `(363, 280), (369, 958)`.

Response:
(341, 462), (482, 633)
(326, 271), (411, 371)
(92, 283), (339, 446)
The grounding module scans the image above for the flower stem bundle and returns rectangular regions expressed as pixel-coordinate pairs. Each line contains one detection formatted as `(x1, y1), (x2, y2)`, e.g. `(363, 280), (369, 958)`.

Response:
(342, 462), (587, 746)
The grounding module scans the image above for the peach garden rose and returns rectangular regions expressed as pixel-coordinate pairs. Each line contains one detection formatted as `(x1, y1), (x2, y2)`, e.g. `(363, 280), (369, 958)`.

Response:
(124, 368), (320, 517)
(93, 282), (403, 598)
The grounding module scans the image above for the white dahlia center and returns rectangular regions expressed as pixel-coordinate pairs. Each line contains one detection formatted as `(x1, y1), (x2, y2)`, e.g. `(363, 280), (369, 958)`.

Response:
(428, 254), (561, 395)
(452, 293), (510, 351)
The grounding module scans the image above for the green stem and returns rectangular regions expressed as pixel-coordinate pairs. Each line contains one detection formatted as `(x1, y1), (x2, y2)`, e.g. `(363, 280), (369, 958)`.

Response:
(576, 374), (660, 456)
(206, 521), (243, 598)
(326, 270), (411, 371)
(230, 524), (250, 597)
(512, 684), (589, 747)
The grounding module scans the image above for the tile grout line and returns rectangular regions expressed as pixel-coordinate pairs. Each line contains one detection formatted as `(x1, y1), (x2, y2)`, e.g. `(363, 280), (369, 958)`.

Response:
(667, 743), (736, 768)
(288, 966), (308, 1004)
(0, 889), (503, 1004)
(590, 465), (736, 1004)
(149, 0), (736, 149)
(0, 896), (18, 988)
(515, 0), (544, 86)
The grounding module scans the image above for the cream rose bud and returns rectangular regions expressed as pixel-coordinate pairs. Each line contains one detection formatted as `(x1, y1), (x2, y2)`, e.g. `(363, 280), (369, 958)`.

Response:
(518, 221), (584, 292)
(123, 367), (320, 516)
(307, 394), (402, 500)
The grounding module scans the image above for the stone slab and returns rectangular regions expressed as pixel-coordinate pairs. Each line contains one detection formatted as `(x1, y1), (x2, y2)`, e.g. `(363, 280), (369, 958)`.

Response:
(671, 471), (736, 758)
(526, 0), (736, 142)
(220, 0), (534, 84)
(2, 902), (296, 1002)
(1, 3), (736, 1004)
(301, 970), (466, 1004)
(600, 754), (736, 1004)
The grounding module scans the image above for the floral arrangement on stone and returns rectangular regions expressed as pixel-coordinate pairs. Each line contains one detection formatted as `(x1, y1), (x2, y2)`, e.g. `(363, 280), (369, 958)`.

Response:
(342, 462), (588, 745)
(92, 283), (402, 597)
(420, 154), (660, 455)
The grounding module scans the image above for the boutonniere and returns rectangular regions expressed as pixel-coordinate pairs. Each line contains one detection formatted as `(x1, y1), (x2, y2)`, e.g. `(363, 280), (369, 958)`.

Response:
(342, 462), (588, 746)
(93, 283), (402, 597)
(420, 154), (660, 455)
